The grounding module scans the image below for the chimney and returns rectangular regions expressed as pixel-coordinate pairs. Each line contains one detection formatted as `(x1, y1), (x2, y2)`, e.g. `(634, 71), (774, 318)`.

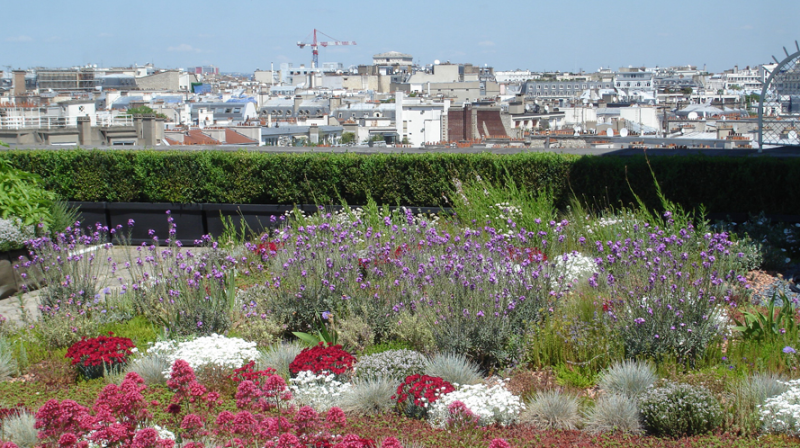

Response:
(13, 71), (26, 97)
(78, 116), (93, 146)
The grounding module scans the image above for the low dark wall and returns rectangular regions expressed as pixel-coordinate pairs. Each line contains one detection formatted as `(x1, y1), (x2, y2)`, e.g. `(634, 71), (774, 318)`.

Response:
(70, 202), (448, 245)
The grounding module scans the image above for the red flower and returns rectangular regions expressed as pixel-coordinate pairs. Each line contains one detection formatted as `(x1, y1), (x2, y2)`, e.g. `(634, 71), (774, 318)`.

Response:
(393, 374), (455, 416)
(288, 343), (356, 376)
(65, 334), (135, 379)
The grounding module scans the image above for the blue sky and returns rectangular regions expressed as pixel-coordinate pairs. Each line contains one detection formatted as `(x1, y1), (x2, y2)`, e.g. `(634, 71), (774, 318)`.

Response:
(2, 0), (798, 74)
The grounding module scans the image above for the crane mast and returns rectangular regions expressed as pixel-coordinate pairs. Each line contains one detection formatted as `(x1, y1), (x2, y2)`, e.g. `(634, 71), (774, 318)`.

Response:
(297, 29), (356, 69)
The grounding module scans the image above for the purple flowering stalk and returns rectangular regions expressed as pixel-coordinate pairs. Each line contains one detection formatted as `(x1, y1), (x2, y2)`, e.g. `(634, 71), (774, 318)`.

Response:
(584, 222), (750, 362)
(236, 206), (580, 367)
(116, 212), (235, 336)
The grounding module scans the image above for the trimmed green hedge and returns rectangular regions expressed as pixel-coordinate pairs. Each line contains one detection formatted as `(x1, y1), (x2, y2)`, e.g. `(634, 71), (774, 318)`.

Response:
(2, 149), (798, 215)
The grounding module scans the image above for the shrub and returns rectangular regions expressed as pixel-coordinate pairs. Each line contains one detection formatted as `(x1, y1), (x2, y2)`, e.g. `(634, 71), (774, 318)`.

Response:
(289, 371), (351, 412)
(520, 390), (581, 430)
(0, 410), (37, 448)
(339, 376), (397, 416)
(583, 393), (642, 434)
(147, 333), (259, 377)
(231, 314), (283, 348)
(639, 382), (723, 437)
(337, 315), (375, 354)
(389, 311), (436, 354)
(353, 349), (428, 381)
(428, 380), (525, 428)
(64, 333), (135, 379)
(288, 342), (356, 377)
(393, 374), (455, 419)
(0, 217), (33, 252)
(424, 353), (482, 386)
(760, 378), (800, 437)
(598, 360), (657, 399)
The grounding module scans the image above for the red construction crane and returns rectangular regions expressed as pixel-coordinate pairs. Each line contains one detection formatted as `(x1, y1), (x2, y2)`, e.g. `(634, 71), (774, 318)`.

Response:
(297, 29), (356, 69)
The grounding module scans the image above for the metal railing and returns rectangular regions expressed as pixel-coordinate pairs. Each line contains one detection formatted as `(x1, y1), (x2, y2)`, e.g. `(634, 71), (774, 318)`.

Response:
(0, 114), (134, 129)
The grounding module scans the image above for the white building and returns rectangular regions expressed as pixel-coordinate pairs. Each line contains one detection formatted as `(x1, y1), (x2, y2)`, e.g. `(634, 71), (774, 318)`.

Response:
(395, 91), (449, 146)
(495, 70), (539, 83)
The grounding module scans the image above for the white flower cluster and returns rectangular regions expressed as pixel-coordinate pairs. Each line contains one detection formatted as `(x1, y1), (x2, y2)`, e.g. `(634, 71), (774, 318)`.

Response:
(289, 371), (351, 412)
(0, 217), (34, 252)
(584, 213), (640, 235)
(85, 424), (174, 447)
(428, 380), (525, 428)
(147, 333), (259, 377)
(761, 379), (800, 436)
(554, 251), (597, 283)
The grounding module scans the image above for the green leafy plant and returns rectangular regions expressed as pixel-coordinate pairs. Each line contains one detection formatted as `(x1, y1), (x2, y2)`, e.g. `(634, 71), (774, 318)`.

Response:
(733, 293), (797, 343)
(0, 158), (55, 228)
(292, 311), (338, 347)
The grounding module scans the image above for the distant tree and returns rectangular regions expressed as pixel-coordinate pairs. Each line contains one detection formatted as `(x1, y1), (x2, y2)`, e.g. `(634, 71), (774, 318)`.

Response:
(681, 87), (693, 95)
(126, 105), (168, 119)
(341, 132), (356, 144)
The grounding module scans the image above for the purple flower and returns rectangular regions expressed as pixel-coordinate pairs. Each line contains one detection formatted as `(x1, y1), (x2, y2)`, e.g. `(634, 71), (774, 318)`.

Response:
(783, 346), (797, 354)
(322, 311), (332, 320)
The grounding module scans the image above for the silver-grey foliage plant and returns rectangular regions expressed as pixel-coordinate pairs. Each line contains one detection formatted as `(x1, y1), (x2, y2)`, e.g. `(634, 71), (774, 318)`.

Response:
(583, 393), (642, 434)
(424, 352), (482, 386)
(521, 390), (581, 430)
(353, 349), (428, 381)
(124, 353), (172, 385)
(598, 360), (657, 399)
(339, 376), (397, 415)
(258, 341), (305, 378)
(0, 410), (38, 448)
(0, 336), (18, 381)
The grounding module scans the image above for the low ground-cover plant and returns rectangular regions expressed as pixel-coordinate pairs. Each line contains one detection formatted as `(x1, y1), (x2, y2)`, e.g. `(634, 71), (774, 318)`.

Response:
(147, 333), (259, 378)
(428, 380), (524, 428)
(760, 377), (800, 437)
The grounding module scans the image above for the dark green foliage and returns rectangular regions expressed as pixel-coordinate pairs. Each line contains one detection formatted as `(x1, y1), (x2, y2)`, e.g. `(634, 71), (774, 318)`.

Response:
(4, 150), (799, 216)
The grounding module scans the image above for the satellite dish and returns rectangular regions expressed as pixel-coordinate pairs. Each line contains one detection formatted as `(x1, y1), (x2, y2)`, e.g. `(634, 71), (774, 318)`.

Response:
(606, 128), (614, 137)
(620, 128), (629, 137)
(687, 112), (698, 120)
(434, 60), (441, 65)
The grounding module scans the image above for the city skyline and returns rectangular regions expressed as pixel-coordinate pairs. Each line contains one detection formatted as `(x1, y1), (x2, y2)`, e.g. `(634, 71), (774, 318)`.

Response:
(2, 0), (797, 74)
